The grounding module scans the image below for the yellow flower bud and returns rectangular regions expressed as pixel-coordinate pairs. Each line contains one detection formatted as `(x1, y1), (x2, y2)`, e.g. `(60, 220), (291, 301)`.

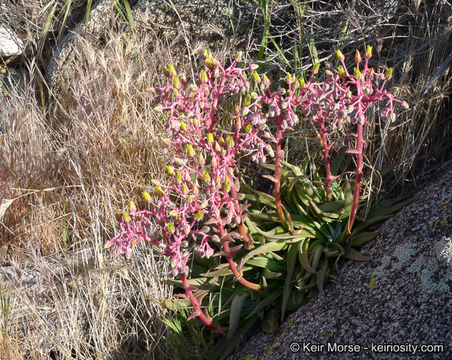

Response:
(299, 77), (306, 88)
(224, 177), (231, 192)
(207, 133), (214, 144)
(187, 144), (195, 157)
(192, 117), (199, 127)
(235, 51), (243, 62)
(336, 50), (345, 62)
(194, 210), (205, 221)
(385, 67), (393, 80)
(168, 64), (177, 77)
(252, 70), (261, 84)
(312, 62), (320, 75)
(176, 171), (182, 183)
(166, 222), (175, 233)
(227, 136), (234, 148)
(205, 57), (217, 68)
(338, 65), (346, 77)
(286, 73), (293, 84)
(122, 210), (131, 223)
(167, 165), (175, 176)
(155, 186), (164, 197)
(245, 124), (253, 133)
(129, 200), (137, 213)
(365, 45), (372, 59)
(355, 50), (362, 64)
(354, 67), (361, 79)
(142, 191), (152, 204)
(179, 120), (187, 131)
(203, 170), (211, 182)
(199, 69), (208, 84)
(173, 76), (181, 89)
(182, 183), (189, 194)
(262, 74), (270, 88)
(243, 93), (251, 107)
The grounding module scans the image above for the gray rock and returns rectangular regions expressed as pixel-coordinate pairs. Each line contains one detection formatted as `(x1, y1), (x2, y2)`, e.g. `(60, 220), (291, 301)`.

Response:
(230, 164), (452, 360)
(0, 25), (23, 58)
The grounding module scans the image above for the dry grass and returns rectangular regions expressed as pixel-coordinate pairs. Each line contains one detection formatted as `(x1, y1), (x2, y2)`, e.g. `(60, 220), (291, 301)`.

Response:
(0, 0), (450, 359)
(0, 7), (202, 359)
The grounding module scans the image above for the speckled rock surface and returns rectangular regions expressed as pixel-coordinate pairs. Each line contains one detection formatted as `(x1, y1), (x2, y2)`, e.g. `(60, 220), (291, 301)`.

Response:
(231, 163), (452, 360)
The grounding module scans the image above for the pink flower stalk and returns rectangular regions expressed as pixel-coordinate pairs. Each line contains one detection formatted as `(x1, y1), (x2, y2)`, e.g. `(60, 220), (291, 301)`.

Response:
(107, 52), (282, 328)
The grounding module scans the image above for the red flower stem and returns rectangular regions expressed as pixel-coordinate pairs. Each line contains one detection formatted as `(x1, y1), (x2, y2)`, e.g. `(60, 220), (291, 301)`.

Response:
(320, 118), (332, 200)
(344, 120), (364, 238)
(217, 224), (261, 291)
(274, 120), (287, 228)
(179, 273), (223, 333)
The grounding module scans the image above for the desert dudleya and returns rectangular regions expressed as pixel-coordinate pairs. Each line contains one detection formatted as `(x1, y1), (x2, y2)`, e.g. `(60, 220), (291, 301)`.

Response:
(106, 48), (406, 332)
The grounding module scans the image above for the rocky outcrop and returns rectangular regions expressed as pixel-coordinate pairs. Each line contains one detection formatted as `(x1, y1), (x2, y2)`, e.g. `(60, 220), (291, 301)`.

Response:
(0, 1), (24, 59)
(46, 0), (256, 94)
(231, 163), (452, 360)
(0, 25), (23, 58)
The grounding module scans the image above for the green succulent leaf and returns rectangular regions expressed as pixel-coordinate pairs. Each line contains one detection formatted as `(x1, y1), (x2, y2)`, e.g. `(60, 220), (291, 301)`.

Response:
(262, 268), (283, 279)
(330, 146), (347, 176)
(240, 239), (288, 267)
(350, 231), (379, 247)
(366, 197), (415, 218)
(164, 298), (192, 312)
(316, 258), (329, 293)
(245, 288), (283, 320)
(298, 238), (316, 273)
(281, 243), (298, 321)
(246, 256), (286, 273)
(213, 316), (259, 360)
(227, 293), (248, 339)
(201, 264), (252, 277)
(262, 308), (279, 333)
(310, 244), (325, 271)
(342, 180), (354, 219)
(343, 247), (370, 261)
(166, 277), (220, 291)
(352, 215), (392, 233)
(318, 200), (345, 213)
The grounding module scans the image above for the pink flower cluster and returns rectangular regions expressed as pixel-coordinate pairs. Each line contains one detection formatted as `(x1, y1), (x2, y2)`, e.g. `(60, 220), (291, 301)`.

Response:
(106, 51), (276, 277)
